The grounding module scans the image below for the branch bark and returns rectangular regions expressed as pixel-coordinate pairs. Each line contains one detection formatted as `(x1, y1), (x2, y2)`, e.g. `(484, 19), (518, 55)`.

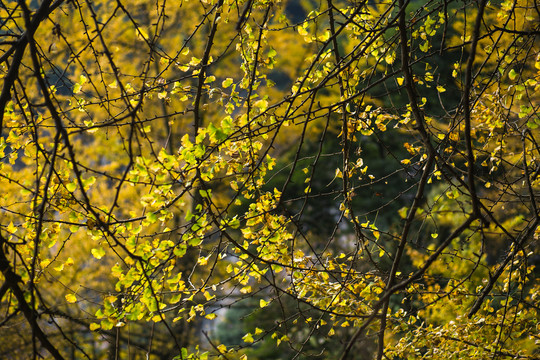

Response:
(0, 235), (64, 360)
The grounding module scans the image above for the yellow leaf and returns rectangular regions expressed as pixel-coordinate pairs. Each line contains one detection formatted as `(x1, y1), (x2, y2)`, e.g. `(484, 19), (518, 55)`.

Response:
(222, 78), (233, 88)
(66, 182), (77, 192)
(242, 333), (254, 343)
(203, 291), (215, 301)
(136, 27), (148, 41)
(54, 263), (65, 272)
(91, 247), (106, 259)
(65, 293), (77, 303)
(6, 221), (16, 234)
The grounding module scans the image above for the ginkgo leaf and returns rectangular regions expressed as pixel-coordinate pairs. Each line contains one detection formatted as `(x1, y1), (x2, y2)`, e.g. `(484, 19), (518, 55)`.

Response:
(66, 182), (77, 192)
(91, 247), (106, 259)
(242, 333), (254, 343)
(54, 263), (65, 272)
(222, 78), (233, 88)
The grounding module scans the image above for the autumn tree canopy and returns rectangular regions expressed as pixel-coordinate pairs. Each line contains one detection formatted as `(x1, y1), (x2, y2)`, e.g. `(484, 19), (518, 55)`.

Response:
(1, 0), (539, 358)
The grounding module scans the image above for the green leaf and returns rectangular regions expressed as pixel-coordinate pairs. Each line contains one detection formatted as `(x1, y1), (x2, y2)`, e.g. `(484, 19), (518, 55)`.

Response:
(199, 189), (211, 198)
(188, 237), (203, 247)
(174, 243), (187, 257)
(101, 319), (114, 331)
(73, 74), (87, 94)
(146, 212), (158, 223)
(527, 120), (538, 129)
